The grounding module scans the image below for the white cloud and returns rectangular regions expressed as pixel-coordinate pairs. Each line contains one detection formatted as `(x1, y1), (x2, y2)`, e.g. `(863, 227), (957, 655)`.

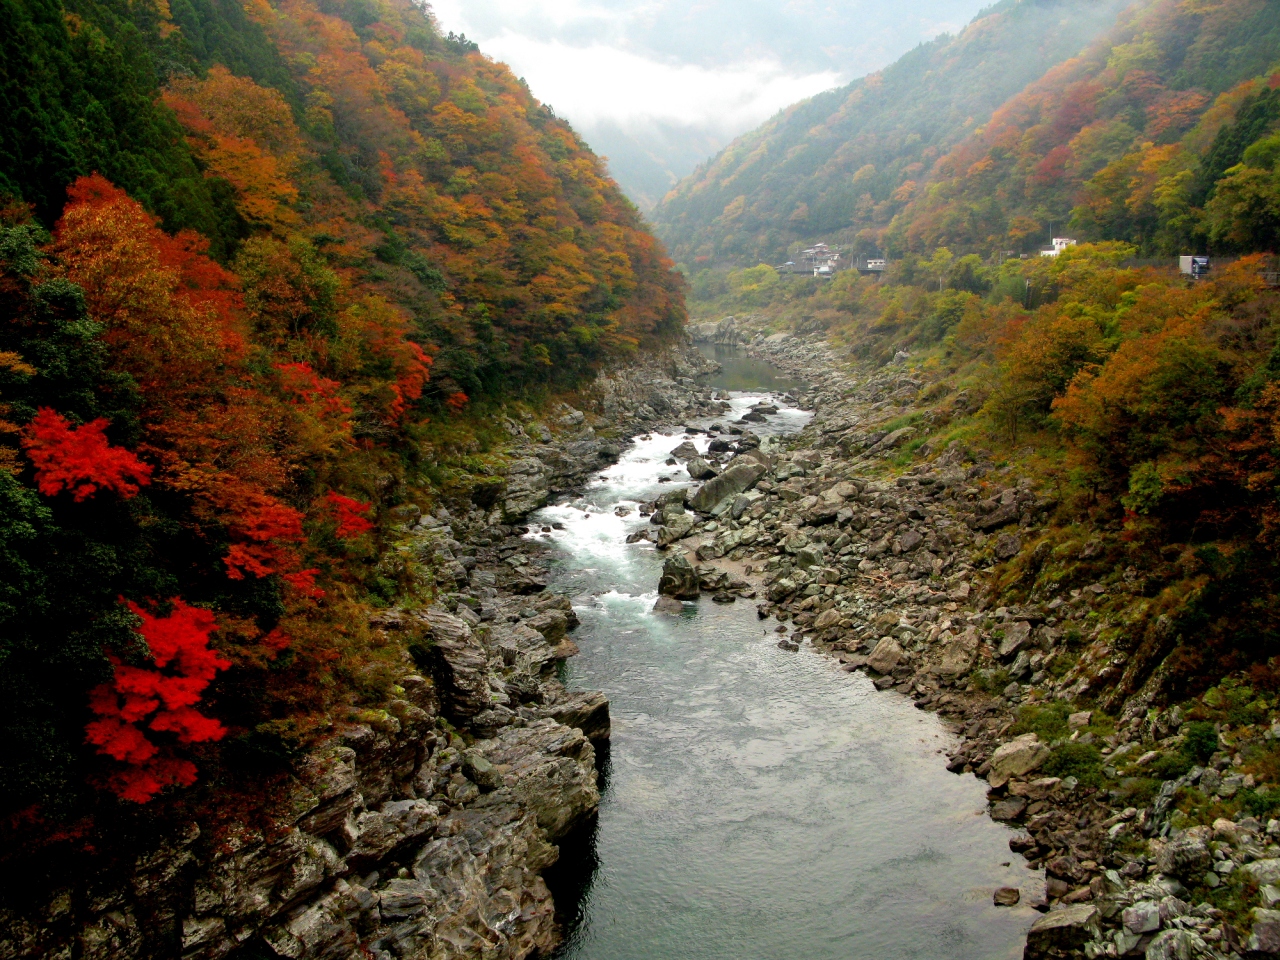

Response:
(472, 33), (840, 133)
(426, 0), (992, 203)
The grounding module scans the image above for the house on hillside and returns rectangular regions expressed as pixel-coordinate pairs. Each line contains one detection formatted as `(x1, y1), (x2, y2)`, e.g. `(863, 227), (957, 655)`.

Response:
(1040, 237), (1077, 257)
(801, 242), (842, 277)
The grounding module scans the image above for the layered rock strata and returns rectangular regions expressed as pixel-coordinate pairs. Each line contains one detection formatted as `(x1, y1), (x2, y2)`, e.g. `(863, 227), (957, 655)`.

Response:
(2, 342), (723, 960)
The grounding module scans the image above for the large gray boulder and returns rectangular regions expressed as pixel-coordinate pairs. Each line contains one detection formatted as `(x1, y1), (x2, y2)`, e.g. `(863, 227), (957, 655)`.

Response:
(657, 513), (695, 547)
(1157, 833), (1212, 881)
(1024, 904), (1101, 958)
(866, 638), (903, 674)
(1249, 908), (1280, 955)
(997, 620), (1032, 658)
(658, 553), (700, 599)
(987, 733), (1050, 788)
(934, 628), (979, 676)
(688, 461), (767, 513)
(686, 457), (720, 480)
(472, 719), (599, 840)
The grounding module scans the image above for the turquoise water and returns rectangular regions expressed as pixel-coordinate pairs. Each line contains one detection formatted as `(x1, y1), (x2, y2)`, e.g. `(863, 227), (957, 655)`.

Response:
(529, 390), (1037, 960)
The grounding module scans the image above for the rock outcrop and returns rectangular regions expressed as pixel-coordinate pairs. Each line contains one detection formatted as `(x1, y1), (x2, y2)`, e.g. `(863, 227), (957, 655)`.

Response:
(0, 339), (734, 960)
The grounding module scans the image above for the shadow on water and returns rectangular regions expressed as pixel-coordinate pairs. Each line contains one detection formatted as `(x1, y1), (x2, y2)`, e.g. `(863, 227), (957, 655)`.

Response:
(543, 739), (609, 953)
(696, 342), (804, 394)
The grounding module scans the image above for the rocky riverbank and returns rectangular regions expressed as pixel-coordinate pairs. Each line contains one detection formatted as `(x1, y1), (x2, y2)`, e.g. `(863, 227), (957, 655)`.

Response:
(649, 327), (1280, 959)
(0, 343), (728, 960)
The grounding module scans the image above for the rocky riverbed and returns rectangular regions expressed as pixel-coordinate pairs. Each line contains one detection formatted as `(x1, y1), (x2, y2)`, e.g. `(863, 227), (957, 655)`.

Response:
(650, 327), (1280, 959)
(0, 344), (730, 960)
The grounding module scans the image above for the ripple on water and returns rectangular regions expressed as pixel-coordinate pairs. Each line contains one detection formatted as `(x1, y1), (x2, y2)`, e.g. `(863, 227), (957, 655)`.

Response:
(527, 388), (1036, 960)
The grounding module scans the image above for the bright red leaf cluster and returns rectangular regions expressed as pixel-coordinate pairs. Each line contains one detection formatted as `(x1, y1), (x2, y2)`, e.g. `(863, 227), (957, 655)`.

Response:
(21, 408), (152, 501)
(223, 498), (322, 598)
(276, 361), (351, 419)
(323, 491), (374, 539)
(85, 599), (231, 803)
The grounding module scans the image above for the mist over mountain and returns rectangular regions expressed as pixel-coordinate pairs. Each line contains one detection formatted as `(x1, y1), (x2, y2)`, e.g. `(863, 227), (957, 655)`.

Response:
(428, 0), (999, 208)
(651, 0), (1135, 265)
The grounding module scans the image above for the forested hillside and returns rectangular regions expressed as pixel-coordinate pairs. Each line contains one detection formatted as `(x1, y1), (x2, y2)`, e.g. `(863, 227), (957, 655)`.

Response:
(892, 0), (1280, 256)
(651, 0), (1131, 267)
(684, 0), (1280, 716)
(0, 0), (682, 835)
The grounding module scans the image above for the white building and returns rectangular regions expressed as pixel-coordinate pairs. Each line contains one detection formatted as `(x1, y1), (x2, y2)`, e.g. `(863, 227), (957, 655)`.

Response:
(1040, 238), (1077, 257)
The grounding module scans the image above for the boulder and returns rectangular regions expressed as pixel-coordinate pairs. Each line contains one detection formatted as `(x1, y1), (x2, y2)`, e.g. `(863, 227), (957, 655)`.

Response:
(688, 462), (767, 514)
(987, 733), (1050, 788)
(658, 554), (700, 600)
(993, 887), (1021, 907)
(821, 481), (858, 502)
(934, 628), (979, 676)
(1157, 834), (1212, 882)
(813, 608), (842, 630)
(686, 457), (720, 480)
(544, 690), (611, 743)
(870, 427), (915, 453)
(998, 620), (1032, 659)
(1008, 777), (1061, 801)
(1145, 929), (1212, 960)
(1245, 859), (1280, 885)
(669, 440), (699, 460)
(974, 502), (1019, 531)
(652, 596), (684, 615)
(1249, 908), (1280, 955)
(525, 610), (569, 645)
(795, 545), (825, 570)
(656, 513), (695, 547)
(990, 798), (1026, 822)
(1024, 904), (1101, 958)
(1068, 711), (1092, 730)
(994, 532), (1022, 560)
(1121, 901), (1161, 934)
(866, 638), (904, 675)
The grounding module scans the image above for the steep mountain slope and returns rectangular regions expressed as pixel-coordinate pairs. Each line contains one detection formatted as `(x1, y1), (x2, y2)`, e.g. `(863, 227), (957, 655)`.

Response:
(650, 0), (1132, 267)
(889, 0), (1280, 255)
(0, 0), (684, 835)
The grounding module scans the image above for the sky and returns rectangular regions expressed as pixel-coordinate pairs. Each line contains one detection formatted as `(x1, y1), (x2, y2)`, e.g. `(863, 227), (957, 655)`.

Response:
(428, 0), (995, 208)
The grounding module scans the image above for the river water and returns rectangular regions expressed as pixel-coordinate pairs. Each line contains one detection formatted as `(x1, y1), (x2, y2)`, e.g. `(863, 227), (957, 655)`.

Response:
(527, 349), (1038, 960)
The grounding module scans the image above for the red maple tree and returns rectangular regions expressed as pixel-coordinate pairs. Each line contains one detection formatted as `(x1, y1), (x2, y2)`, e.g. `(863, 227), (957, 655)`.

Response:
(322, 491), (375, 539)
(85, 599), (231, 803)
(21, 408), (152, 501)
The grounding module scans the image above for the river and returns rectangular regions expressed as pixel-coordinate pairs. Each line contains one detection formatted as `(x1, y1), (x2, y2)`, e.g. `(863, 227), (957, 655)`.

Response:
(525, 347), (1038, 960)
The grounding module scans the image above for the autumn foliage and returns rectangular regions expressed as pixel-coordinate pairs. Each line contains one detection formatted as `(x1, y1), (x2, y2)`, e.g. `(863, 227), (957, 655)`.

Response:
(85, 600), (230, 803)
(0, 0), (692, 829)
(21, 409), (152, 501)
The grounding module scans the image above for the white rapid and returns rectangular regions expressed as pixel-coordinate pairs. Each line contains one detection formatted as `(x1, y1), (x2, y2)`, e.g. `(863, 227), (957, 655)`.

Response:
(525, 362), (1036, 960)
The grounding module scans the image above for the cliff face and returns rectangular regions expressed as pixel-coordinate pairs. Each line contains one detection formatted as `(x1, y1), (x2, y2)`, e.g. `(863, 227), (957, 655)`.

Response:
(4, 598), (602, 960)
(0, 344), (729, 960)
